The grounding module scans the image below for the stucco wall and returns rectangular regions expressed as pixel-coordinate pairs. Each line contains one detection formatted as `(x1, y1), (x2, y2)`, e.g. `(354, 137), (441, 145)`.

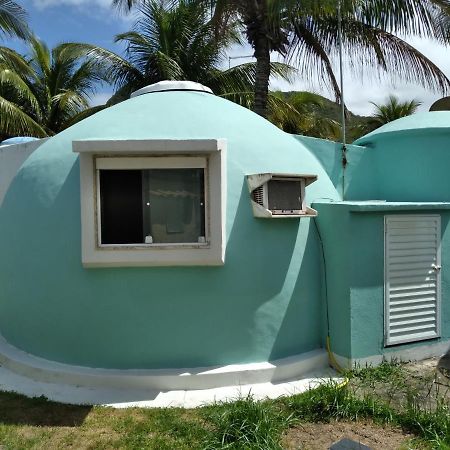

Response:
(296, 129), (450, 203)
(294, 135), (372, 200)
(346, 130), (450, 202)
(0, 92), (339, 369)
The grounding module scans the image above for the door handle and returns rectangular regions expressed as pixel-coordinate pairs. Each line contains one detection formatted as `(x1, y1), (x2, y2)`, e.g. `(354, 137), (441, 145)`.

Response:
(432, 264), (442, 271)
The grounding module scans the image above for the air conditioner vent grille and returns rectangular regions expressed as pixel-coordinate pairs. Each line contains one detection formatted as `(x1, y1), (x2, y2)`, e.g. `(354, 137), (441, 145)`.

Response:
(252, 186), (264, 206)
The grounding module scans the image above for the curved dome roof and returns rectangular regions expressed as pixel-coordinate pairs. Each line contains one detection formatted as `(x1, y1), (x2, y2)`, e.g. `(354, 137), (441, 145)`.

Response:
(355, 111), (450, 145)
(4, 89), (337, 200)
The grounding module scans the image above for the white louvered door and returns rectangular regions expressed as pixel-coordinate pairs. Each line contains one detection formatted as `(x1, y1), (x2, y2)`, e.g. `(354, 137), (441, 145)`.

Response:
(384, 215), (441, 346)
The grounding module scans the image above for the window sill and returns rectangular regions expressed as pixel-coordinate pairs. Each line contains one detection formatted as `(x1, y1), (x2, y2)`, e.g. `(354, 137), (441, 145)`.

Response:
(98, 243), (210, 250)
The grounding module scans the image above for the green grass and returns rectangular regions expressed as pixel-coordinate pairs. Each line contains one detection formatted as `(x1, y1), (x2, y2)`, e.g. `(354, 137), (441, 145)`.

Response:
(282, 381), (395, 424)
(346, 359), (406, 385)
(201, 393), (295, 449)
(0, 362), (448, 449)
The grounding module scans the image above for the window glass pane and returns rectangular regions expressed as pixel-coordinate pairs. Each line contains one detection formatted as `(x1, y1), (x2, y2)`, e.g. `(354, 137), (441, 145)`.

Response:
(100, 170), (143, 245)
(99, 168), (205, 245)
(143, 169), (205, 244)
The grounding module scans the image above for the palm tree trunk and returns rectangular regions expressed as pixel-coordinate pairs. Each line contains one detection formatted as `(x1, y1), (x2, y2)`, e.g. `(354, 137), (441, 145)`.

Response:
(252, 0), (270, 118)
(253, 34), (271, 118)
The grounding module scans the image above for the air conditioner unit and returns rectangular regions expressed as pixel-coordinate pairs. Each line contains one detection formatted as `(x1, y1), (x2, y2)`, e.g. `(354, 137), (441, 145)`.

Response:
(247, 173), (318, 218)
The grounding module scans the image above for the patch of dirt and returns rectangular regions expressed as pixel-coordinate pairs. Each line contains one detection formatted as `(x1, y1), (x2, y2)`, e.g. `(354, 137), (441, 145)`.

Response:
(283, 420), (413, 450)
(349, 357), (450, 412)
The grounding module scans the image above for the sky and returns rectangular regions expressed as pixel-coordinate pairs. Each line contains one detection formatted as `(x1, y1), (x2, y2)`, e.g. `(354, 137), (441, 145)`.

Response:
(7, 0), (450, 115)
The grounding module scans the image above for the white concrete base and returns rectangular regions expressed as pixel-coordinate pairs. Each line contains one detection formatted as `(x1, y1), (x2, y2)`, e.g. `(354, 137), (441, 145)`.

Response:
(0, 335), (337, 407)
(333, 339), (450, 369)
(0, 364), (336, 408)
(0, 335), (328, 390)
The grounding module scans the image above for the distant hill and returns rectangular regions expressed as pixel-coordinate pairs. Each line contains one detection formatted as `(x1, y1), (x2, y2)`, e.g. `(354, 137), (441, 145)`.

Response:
(279, 91), (373, 142)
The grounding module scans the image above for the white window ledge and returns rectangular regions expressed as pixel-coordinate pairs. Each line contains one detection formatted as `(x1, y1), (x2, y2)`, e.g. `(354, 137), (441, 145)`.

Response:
(73, 139), (223, 154)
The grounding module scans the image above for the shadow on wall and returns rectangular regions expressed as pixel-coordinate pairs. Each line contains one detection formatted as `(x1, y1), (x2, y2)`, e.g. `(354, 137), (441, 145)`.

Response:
(268, 219), (324, 361)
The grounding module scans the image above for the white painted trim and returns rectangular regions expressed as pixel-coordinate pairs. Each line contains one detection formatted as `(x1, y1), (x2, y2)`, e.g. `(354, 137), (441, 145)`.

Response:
(333, 339), (450, 369)
(0, 334), (328, 391)
(73, 139), (224, 154)
(131, 81), (213, 97)
(96, 156), (207, 170)
(75, 139), (227, 267)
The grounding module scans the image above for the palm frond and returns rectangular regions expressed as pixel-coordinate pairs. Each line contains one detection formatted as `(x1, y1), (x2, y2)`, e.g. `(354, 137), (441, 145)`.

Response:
(60, 43), (143, 89)
(0, 46), (33, 77)
(0, 0), (29, 39)
(0, 95), (47, 137)
(111, 0), (138, 13)
(288, 19), (342, 103)
(0, 66), (41, 117)
(61, 104), (106, 130)
(290, 14), (450, 97)
(370, 94), (422, 125)
(210, 62), (296, 96)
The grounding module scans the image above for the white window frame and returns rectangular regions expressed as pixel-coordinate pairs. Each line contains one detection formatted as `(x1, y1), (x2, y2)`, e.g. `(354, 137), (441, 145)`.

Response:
(73, 139), (227, 267)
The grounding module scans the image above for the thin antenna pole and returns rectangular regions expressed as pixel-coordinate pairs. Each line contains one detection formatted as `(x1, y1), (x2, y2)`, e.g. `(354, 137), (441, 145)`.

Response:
(337, 0), (347, 199)
(228, 54), (254, 69)
(337, 0), (346, 146)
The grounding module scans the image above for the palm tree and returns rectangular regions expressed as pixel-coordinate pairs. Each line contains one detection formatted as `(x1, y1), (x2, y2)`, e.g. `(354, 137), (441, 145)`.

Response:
(222, 0), (450, 117)
(112, 0), (295, 114)
(0, 38), (107, 138)
(0, 0), (29, 39)
(370, 95), (422, 126)
(269, 91), (341, 139)
(115, 0), (450, 119)
(68, 0), (293, 107)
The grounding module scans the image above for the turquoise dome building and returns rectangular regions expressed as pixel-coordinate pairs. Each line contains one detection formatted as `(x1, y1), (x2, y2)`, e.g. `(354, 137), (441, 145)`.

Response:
(0, 83), (449, 402)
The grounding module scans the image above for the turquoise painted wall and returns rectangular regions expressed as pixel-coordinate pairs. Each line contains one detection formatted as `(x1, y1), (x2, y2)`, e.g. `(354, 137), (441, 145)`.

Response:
(314, 202), (450, 360)
(347, 131), (450, 201)
(0, 91), (340, 369)
(300, 112), (450, 361)
(293, 136), (343, 193)
(293, 135), (374, 200)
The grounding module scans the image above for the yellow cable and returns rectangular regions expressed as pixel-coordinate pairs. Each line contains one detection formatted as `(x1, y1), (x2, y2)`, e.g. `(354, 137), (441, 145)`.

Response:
(326, 335), (349, 388)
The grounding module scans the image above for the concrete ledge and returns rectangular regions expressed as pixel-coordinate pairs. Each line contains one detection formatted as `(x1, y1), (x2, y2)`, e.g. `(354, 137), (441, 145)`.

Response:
(313, 200), (450, 213)
(0, 335), (328, 391)
(333, 339), (450, 369)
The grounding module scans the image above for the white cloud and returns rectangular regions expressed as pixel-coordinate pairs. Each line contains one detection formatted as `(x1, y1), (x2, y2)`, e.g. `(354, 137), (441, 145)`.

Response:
(30, 0), (111, 9)
(90, 91), (112, 107)
(28, 0), (135, 24)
